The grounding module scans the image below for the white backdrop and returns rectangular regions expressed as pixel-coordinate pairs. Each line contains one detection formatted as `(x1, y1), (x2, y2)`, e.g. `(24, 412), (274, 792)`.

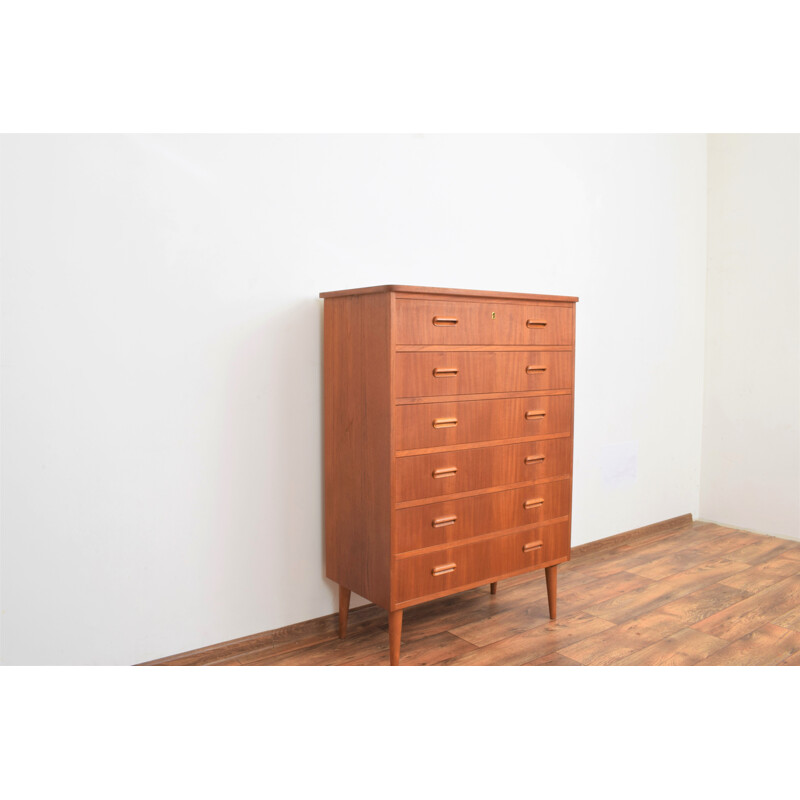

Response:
(1, 135), (708, 664)
(700, 135), (800, 539)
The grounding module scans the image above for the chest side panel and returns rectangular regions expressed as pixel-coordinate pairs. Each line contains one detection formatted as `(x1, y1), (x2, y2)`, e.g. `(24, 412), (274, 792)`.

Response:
(323, 292), (393, 608)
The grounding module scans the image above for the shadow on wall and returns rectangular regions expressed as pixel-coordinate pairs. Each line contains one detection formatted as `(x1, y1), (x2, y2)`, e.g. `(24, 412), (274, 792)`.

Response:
(208, 296), (364, 636)
(261, 296), (342, 624)
(193, 295), (339, 636)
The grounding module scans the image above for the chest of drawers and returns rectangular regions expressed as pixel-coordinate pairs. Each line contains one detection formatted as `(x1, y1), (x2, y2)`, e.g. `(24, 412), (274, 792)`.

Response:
(320, 285), (577, 664)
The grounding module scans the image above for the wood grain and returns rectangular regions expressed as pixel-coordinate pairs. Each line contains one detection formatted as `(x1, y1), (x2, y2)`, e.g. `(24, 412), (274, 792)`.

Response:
(447, 570), (651, 649)
(395, 297), (574, 346)
(583, 558), (752, 624)
(523, 652), (582, 666)
(396, 350), (574, 398)
(338, 586), (351, 638)
(448, 611), (615, 666)
(692, 574), (800, 641)
(144, 521), (800, 666)
(614, 628), (728, 666)
(394, 479), (571, 553)
(323, 292), (393, 608)
(395, 437), (573, 503)
(568, 514), (693, 559)
(695, 624), (800, 666)
(393, 522), (570, 606)
(395, 393), (572, 451)
(772, 605), (800, 632)
(718, 556), (800, 595)
(319, 284), (579, 303)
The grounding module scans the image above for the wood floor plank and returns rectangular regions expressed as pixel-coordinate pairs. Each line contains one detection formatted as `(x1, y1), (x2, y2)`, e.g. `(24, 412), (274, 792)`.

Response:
(650, 582), (753, 625)
(561, 527), (732, 582)
(584, 558), (751, 624)
(718, 557), (800, 595)
(770, 604), (800, 632)
(559, 583), (749, 666)
(147, 522), (800, 667)
(692, 574), (800, 642)
(247, 625), (390, 666)
(722, 536), (800, 567)
(446, 612), (616, 666)
(449, 571), (651, 648)
(560, 629), (662, 666)
(524, 652), (582, 666)
(340, 632), (478, 666)
(557, 571), (655, 615)
(447, 603), (553, 648)
(614, 628), (728, 666)
(780, 546), (800, 562)
(626, 532), (758, 580)
(602, 521), (737, 558)
(399, 589), (519, 643)
(779, 650), (800, 665)
(695, 624), (800, 666)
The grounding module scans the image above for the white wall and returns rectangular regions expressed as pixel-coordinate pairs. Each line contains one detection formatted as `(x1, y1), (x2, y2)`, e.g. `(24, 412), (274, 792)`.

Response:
(0, 135), (708, 664)
(700, 135), (800, 539)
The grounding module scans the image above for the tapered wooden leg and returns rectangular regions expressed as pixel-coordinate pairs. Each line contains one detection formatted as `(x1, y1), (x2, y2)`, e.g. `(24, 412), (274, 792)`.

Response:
(544, 565), (557, 619)
(338, 586), (351, 639)
(490, 582), (498, 595)
(388, 609), (403, 666)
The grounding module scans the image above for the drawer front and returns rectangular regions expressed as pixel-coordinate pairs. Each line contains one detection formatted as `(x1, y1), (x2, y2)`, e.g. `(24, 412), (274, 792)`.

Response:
(394, 520), (571, 604)
(396, 299), (574, 345)
(396, 394), (572, 451)
(395, 478), (571, 553)
(396, 350), (573, 398)
(395, 437), (572, 503)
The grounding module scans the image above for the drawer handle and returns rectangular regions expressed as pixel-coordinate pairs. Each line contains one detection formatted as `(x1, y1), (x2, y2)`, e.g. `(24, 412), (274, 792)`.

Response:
(524, 498), (544, 510)
(526, 365), (547, 374)
(433, 317), (459, 327)
(433, 367), (459, 378)
(432, 515), (457, 528)
(525, 410), (547, 420)
(433, 417), (458, 429)
(527, 319), (548, 328)
(433, 467), (458, 479)
(432, 562), (457, 576)
(525, 455), (545, 465)
(523, 541), (543, 553)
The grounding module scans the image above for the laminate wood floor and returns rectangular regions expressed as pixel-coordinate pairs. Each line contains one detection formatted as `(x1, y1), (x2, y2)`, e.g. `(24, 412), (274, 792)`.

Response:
(163, 521), (800, 666)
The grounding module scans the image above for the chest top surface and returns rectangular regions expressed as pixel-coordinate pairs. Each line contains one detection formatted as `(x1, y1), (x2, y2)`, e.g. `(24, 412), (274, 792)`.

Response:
(319, 284), (579, 303)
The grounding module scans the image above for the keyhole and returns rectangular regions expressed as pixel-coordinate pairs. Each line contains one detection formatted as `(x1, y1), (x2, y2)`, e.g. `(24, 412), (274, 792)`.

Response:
(491, 311), (496, 319)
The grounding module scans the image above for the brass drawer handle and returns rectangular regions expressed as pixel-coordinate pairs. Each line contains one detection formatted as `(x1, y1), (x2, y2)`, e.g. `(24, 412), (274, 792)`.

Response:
(433, 367), (459, 378)
(433, 417), (458, 429)
(524, 498), (544, 510)
(433, 467), (458, 479)
(527, 319), (548, 328)
(522, 541), (543, 553)
(432, 562), (457, 576)
(432, 515), (457, 528)
(525, 410), (546, 420)
(526, 365), (547, 374)
(525, 455), (545, 465)
(433, 316), (459, 327)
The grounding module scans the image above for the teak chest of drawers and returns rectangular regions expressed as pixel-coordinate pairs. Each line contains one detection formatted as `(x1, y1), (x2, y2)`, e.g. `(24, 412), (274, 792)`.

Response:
(320, 285), (578, 665)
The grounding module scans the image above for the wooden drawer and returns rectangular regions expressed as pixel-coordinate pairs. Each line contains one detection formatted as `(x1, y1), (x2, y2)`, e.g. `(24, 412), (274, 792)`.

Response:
(395, 478), (571, 553)
(395, 393), (572, 451)
(396, 350), (573, 398)
(393, 520), (571, 604)
(396, 298), (574, 345)
(395, 437), (572, 503)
